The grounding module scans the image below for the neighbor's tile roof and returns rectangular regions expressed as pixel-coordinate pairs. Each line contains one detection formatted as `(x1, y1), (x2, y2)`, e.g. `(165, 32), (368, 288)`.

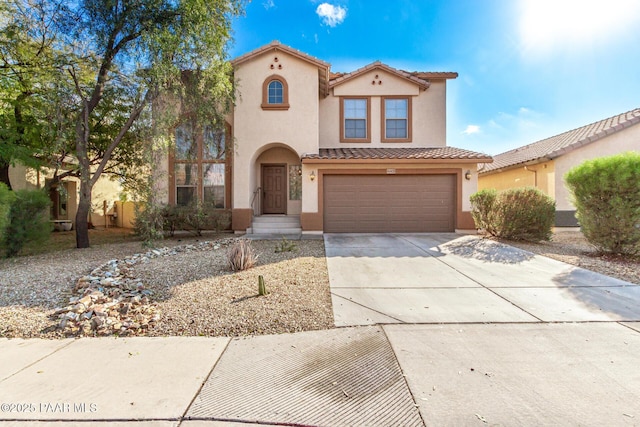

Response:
(480, 108), (640, 174)
(302, 147), (493, 162)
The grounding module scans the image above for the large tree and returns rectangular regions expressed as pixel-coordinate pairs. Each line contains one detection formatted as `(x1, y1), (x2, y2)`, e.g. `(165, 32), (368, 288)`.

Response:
(0, 0), (72, 189)
(2, 0), (242, 248)
(66, 0), (242, 248)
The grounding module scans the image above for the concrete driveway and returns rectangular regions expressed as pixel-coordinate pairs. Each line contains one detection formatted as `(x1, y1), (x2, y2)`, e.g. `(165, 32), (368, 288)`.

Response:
(325, 233), (640, 326)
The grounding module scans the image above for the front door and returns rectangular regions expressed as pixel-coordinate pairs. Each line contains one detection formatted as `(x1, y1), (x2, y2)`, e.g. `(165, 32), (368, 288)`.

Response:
(262, 164), (286, 214)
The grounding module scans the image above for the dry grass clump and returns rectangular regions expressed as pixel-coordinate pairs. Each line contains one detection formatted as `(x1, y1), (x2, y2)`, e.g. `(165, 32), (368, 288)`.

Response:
(227, 239), (258, 271)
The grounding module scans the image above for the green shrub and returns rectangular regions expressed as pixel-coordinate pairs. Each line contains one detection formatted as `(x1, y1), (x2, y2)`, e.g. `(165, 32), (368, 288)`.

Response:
(565, 152), (640, 255)
(133, 202), (165, 247)
(471, 187), (555, 241)
(470, 189), (498, 235)
(3, 189), (51, 257)
(0, 183), (16, 244)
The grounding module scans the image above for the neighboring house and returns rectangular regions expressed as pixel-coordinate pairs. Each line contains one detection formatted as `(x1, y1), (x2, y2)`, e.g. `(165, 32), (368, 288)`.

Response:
(478, 108), (640, 226)
(156, 41), (493, 234)
(8, 163), (124, 229)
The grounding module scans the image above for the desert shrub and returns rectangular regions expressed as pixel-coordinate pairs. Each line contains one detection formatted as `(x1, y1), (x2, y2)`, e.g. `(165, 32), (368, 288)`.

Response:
(181, 201), (213, 236)
(3, 189), (51, 257)
(227, 239), (257, 271)
(0, 183), (16, 244)
(211, 209), (232, 232)
(470, 189), (498, 235)
(274, 236), (297, 253)
(471, 187), (555, 241)
(161, 202), (231, 236)
(161, 204), (183, 237)
(565, 152), (640, 255)
(133, 202), (165, 247)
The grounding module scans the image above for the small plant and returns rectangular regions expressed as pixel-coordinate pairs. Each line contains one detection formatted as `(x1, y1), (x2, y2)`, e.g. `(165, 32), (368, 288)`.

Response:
(227, 239), (257, 271)
(274, 236), (297, 253)
(258, 275), (268, 295)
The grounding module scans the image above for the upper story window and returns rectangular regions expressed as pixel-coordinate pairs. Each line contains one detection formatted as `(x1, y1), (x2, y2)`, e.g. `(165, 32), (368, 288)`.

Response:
(340, 97), (371, 143)
(382, 97), (412, 142)
(172, 122), (228, 208)
(262, 75), (289, 110)
(268, 80), (283, 104)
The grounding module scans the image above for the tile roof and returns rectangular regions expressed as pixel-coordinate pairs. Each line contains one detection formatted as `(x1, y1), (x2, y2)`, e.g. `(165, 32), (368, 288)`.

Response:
(480, 108), (640, 174)
(302, 147), (493, 162)
(329, 62), (431, 90)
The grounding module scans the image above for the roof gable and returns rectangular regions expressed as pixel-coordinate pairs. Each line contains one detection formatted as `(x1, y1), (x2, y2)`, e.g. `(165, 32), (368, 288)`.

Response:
(231, 40), (330, 69)
(330, 62), (431, 91)
(480, 108), (640, 174)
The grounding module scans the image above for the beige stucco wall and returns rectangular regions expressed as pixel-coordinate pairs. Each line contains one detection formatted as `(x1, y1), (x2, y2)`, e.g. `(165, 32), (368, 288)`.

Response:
(233, 50), (321, 210)
(554, 126), (640, 210)
(319, 72), (447, 148)
(478, 161), (555, 200)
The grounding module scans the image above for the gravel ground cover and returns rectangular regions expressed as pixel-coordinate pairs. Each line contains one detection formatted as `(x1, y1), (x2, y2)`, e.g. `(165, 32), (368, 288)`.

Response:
(0, 234), (332, 338)
(497, 231), (640, 285)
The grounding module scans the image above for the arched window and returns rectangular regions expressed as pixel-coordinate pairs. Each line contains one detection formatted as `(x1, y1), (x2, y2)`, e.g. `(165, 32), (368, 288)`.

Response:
(261, 75), (289, 110)
(268, 80), (283, 104)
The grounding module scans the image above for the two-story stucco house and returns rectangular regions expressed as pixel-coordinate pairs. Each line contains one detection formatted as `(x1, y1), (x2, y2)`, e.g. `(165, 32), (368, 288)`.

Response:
(158, 41), (493, 234)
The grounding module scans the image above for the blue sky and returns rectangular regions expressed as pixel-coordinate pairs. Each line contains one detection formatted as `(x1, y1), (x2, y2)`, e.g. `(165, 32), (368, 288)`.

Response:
(229, 0), (640, 155)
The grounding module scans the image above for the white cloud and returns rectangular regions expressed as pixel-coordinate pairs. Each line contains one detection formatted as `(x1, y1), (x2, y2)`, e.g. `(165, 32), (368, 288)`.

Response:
(462, 125), (480, 135)
(316, 3), (347, 27)
(263, 0), (275, 10)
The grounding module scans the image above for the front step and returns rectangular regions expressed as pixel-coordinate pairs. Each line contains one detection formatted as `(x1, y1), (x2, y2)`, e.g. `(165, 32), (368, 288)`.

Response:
(248, 215), (302, 235)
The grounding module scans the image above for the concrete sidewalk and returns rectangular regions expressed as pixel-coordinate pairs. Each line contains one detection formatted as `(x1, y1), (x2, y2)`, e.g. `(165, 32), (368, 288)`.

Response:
(2, 323), (640, 426)
(2, 233), (640, 426)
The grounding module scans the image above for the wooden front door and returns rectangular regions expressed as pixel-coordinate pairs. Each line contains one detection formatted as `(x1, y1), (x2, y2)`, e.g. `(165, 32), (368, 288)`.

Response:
(262, 165), (286, 214)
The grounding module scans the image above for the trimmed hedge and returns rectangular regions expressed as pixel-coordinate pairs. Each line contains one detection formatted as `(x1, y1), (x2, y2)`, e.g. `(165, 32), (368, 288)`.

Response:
(471, 187), (555, 241)
(565, 152), (640, 255)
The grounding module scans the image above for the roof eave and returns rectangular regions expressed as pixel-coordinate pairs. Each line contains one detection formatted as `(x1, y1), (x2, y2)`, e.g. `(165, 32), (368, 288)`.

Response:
(302, 157), (493, 164)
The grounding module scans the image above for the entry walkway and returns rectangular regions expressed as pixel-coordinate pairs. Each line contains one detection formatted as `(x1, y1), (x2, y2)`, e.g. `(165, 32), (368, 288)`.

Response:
(325, 233), (640, 325)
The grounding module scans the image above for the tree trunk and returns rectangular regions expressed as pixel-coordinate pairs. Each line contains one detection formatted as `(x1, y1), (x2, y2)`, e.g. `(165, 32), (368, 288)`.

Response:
(0, 161), (12, 190)
(75, 179), (91, 248)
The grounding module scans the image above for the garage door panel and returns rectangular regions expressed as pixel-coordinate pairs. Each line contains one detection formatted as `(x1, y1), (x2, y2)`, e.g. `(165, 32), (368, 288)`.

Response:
(323, 174), (456, 233)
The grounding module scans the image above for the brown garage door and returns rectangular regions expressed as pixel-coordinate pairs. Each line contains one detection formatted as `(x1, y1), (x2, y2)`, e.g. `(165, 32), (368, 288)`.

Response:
(323, 174), (456, 233)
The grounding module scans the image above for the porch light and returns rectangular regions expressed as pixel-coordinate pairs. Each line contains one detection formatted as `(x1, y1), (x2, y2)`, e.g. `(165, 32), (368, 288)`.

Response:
(464, 170), (472, 180)
(309, 171), (316, 181)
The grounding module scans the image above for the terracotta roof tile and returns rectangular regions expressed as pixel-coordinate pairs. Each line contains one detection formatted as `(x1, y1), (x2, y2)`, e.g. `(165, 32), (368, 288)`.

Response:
(480, 108), (640, 174)
(303, 147), (493, 161)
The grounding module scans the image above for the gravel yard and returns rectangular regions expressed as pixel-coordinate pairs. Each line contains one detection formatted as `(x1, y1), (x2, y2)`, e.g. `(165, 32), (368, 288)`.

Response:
(0, 230), (638, 339)
(497, 231), (639, 285)
(0, 235), (333, 338)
